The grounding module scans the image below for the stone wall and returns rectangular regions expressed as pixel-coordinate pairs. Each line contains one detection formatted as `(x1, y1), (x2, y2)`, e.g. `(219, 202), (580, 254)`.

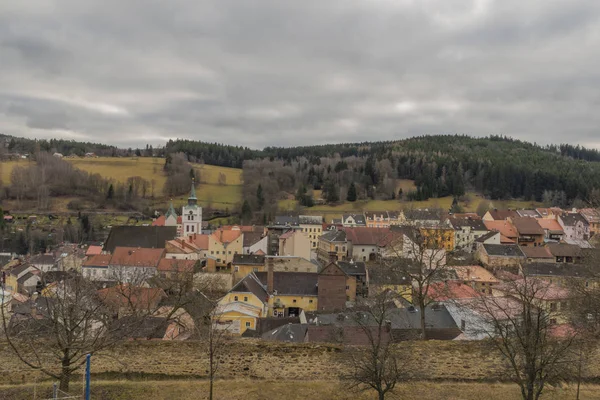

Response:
(1, 339), (599, 385)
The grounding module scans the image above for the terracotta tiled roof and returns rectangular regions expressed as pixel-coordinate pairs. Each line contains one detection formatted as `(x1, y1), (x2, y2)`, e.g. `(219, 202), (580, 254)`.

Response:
(520, 246), (553, 259)
(110, 247), (165, 268)
(511, 217), (544, 235)
(451, 266), (499, 283)
(189, 234), (209, 249)
(85, 245), (103, 256)
(211, 230), (242, 244)
(426, 281), (480, 301)
(83, 254), (111, 267)
(157, 259), (195, 273)
(537, 219), (564, 233)
(98, 285), (166, 310)
(344, 227), (392, 246)
(487, 210), (518, 220)
(483, 220), (518, 239)
(152, 216), (166, 226)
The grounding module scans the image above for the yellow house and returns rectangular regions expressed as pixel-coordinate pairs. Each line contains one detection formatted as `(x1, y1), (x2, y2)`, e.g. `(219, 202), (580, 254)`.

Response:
(232, 254), (265, 284)
(367, 265), (412, 302)
(209, 229), (244, 269)
(232, 255), (319, 285)
(317, 230), (348, 264)
(214, 274), (268, 335)
(299, 215), (323, 251)
(420, 226), (455, 252)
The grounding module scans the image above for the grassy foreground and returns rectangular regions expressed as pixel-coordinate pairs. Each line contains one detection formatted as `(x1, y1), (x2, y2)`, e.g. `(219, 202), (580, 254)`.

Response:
(1, 380), (599, 400)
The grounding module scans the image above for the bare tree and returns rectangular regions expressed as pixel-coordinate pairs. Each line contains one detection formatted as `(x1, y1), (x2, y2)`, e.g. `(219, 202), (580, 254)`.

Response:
(473, 275), (575, 400)
(344, 290), (404, 400)
(381, 225), (449, 339)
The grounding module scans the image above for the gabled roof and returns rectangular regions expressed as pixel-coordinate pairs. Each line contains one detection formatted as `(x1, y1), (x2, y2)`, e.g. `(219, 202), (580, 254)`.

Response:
(579, 208), (600, 224)
(520, 246), (553, 259)
(511, 217), (544, 236)
(104, 226), (177, 253)
(483, 220), (518, 239)
(10, 263), (36, 277)
(449, 217), (488, 231)
(561, 213), (589, 227)
(516, 209), (541, 218)
(404, 209), (444, 222)
(482, 244), (525, 258)
(486, 210), (518, 220)
(342, 214), (366, 225)
(450, 266), (499, 283)
(299, 215), (323, 225)
(232, 254), (265, 266)
(17, 271), (38, 285)
(537, 219), (564, 233)
(262, 323), (308, 343)
(320, 230), (347, 243)
(254, 271), (318, 296)
(547, 243), (583, 258)
(157, 259), (195, 273)
(29, 254), (56, 265)
(85, 245), (103, 256)
(243, 231), (264, 247)
(426, 281), (480, 301)
(211, 229), (242, 244)
(274, 216), (300, 226)
(110, 247), (165, 268)
(475, 231), (500, 243)
(98, 285), (166, 310)
(230, 274), (268, 300)
(368, 266), (411, 285)
(337, 261), (366, 276)
(344, 227), (392, 246)
(523, 263), (594, 278)
(83, 254), (111, 267)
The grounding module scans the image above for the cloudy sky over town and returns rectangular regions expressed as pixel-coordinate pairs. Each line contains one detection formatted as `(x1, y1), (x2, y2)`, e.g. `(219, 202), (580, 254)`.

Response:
(1, 0), (600, 149)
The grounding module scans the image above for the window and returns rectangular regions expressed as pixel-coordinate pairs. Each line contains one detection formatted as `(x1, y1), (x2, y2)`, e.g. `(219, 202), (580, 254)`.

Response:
(244, 296), (248, 302)
(234, 266), (239, 272)
(309, 299), (313, 303)
(228, 251), (231, 255)
(211, 251), (214, 255)
(346, 285), (350, 290)
(362, 249), (365, 252)
(245, 322), (251, 328)
(293, 299), (297, 303)
(234, 296), (238, 301)
(550, 303), (557, 312)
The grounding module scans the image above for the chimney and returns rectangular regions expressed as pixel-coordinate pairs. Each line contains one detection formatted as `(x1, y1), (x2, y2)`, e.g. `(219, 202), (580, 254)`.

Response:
(267, 257), (274, 294)
(329, 252), (337, 264)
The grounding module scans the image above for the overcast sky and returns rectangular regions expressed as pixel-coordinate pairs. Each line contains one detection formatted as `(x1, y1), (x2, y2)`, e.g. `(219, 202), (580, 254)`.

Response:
(1, 0), (600, 149)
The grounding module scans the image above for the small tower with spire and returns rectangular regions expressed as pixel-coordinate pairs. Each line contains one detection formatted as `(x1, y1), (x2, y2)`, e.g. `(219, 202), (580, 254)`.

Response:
(165, 200), (178, 227)
(182, 179), (202, 236)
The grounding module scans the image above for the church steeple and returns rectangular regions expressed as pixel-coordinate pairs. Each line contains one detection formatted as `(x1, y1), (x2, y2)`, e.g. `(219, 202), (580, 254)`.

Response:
(165, 200), (177, 219)
(188, 179), (198, 206)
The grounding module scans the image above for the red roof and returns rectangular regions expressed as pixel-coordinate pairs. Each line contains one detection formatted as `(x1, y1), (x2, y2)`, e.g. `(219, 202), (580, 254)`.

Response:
(83, 254), (111, 267)
(157, 259), (195, 273)
(344, 227), (393, 246)
(85, 245), (103, 256)
(110, 247), (165, 268)
(98, 285), (166, 310)
(211, 230), (242, 244)
(426, 281), (480, 301)
(537, 218), (564, 233)
(152, 216), (166, 226)
(484, 220), (518, 239)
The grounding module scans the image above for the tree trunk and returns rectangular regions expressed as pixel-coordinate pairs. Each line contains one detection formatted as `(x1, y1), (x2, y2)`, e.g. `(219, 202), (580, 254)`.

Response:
(419, 298), (427, 340)
(379, 391), (385, 400)
(59, 362), (71, 392)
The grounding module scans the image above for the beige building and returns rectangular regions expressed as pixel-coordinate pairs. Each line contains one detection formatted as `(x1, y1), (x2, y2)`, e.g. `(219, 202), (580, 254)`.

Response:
(278, 230), (311, 260)
(209, 229), (244, 269)
(299, 215), (323, 251)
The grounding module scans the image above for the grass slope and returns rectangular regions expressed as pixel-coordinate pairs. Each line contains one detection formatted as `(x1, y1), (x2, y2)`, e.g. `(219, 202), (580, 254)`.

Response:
(1, 380), (598, 400)
(1, 157), (243, 211)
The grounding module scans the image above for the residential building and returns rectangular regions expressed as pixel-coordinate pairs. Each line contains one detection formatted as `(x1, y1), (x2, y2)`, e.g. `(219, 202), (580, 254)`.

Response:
(299, 215), (323, 251)
(365, 211), (391, 228)
(404, 209), (445, 226)
(445, 297), (522, 340)
(232, 254), (265, 284)
(547, 243), (583, 263)
(338, 260), (368, 299)
(85, 245), (103, 257)
(510, 217), (545, 247)
(156, 258), (196, 281)
(29, 254), (56, 272)
(278, 230), (311, 260)
(232, 254), (318, 284)
(317, 262), (348, 311)
(516, 209), (541, 218)
(266, 225), (302, 256)
(449, 217), (489, 252)
(104, 226), (177, 253)
(482, 209), (518, 222)
(419, 226), (455, 252)
(559, 213), (590, 241)
(256, 270), (318, 318)
(344, 227), (392, 262)
(209, 228), (244, 269)
(536, 219), (565, 242)
(341, 214), (366, 227)
(108, 247), (165, 282)
(317, 230), (348, 264)
(243, 231), (268, 255)
(273, 216), (300, 227)
(579, 208), (600, 237)
(450, 265), (500, 295)
(426, 281), (481, 302)
(521, 246), (555, 263)
(387, 211), (405, 226)
(82, 254), (111, 281)
(474, 231), (501, 247)
(476, 244), (526, 269)
(165, 234), (208, 260)
(5, 263), (40, 294)
(367, 266), (412, 300)
(483, 220), (519, 244)
(98, 285), (166, 317)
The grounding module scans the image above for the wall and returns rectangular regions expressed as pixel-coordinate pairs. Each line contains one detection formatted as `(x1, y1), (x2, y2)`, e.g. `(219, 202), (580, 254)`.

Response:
(5, 340), (600, 385)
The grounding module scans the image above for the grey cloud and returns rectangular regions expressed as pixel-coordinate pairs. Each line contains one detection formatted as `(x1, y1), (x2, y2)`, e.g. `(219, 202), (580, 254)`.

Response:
(1, 0), (600, 149)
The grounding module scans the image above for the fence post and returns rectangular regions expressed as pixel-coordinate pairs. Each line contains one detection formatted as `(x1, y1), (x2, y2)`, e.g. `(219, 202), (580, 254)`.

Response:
(52, 383), (57, 399)
(85, 354), (91, 400)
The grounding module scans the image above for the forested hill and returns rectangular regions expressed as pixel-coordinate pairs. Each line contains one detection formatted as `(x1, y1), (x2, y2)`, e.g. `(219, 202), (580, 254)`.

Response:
(0, 134), (118, 157)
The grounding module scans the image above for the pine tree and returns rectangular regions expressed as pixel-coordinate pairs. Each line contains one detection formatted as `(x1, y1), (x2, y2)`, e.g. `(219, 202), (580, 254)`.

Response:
(107, 184), (114, 200)
(256, 184), (265, 210)
(346, 182), (357, 202)
(324, 180), (339, 203)
(241, 200), (252, 223)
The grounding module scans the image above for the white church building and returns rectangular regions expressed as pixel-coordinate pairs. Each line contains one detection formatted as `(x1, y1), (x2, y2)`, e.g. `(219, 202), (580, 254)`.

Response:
(161, 183), (203, 237)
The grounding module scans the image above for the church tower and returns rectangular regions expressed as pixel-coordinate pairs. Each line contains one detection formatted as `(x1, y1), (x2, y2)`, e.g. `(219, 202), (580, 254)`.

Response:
(182, 180), (202, 235)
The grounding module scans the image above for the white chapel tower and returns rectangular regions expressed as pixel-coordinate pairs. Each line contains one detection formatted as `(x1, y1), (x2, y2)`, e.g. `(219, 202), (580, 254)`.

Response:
(182, 181), (202, 235)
